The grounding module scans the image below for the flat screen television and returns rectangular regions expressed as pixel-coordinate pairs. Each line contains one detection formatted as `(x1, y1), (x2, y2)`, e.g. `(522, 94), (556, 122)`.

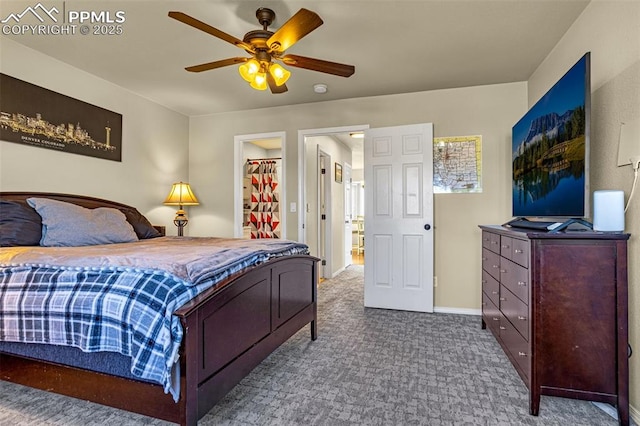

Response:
(512, 52), (591, 220)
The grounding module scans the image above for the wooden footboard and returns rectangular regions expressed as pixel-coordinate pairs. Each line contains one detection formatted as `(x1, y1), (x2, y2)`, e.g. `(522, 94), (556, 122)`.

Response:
(177, 254), (318, 425)
(0, 254), (318, 426)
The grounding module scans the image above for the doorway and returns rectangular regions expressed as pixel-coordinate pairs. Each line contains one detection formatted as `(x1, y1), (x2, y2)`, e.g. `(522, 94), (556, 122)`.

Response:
(350, 178), (365, 266)
(234, 131), (286, 239)
(299, 123), (434, 313)
(298, 125), (368, 278)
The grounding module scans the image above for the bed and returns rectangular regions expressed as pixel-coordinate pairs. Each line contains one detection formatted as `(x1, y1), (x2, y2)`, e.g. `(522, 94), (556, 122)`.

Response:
(0, 192), (319, 425)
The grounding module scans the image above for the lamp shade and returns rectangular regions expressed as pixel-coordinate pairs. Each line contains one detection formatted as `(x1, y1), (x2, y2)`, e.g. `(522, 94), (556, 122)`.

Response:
(269, 63), (291, 86)
(239, 59), (260, 83)
(250, 72), (268, 91)
(164, 182), (199, 206)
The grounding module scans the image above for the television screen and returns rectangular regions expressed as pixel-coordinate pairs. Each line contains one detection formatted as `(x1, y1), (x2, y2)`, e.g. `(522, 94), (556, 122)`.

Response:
(512, 53), (590, 218)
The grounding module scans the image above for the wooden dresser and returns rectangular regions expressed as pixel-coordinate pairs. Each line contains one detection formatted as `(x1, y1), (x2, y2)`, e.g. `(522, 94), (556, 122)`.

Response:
(479, 225), (630, 425)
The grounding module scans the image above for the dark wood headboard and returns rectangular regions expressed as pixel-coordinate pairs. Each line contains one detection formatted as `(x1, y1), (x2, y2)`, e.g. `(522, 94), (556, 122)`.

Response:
(0, 192), (166, 236)
(0, 192), (136, 210)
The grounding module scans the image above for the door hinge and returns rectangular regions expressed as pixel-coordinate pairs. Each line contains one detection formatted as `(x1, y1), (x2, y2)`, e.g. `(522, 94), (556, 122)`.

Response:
(321, 260), (327, 266)
(321, 214), (326, 220)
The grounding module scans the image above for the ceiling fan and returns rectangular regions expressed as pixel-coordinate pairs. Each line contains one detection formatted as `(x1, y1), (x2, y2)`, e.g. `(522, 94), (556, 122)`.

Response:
(168, 7), (355, 94)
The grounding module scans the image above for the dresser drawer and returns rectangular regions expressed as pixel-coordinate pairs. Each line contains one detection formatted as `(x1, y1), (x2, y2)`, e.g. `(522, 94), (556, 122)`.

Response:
(500, 258), (529, 303)
(482, 231), (492, 250)
(482, 270), (500, 307)
(511, 238), (529, 268)
(500, 236), (513, 260)
(488, 232), (500, 254)
(482, 292), (501, 337)
(482, 248), (501, 281)
(500, 285), (528, 340)
(500, 317), (531, 384)
(482, 230), (501, 253)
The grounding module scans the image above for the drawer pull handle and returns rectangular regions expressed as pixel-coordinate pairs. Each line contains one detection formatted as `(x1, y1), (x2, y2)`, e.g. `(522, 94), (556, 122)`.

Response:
(518, 352), (527, 357)
(492, 265), (499, 269)
(502, 245), (510, 249)
(499, 326), (506, 330)
(517, 316), (527, 321)
(499, 297), (506, 301)
(482, 280), (487, 284)
(517, 281), (526, 286)
(492, 317), (499, 321)
(482, 257), (487, 261)
(491, 291), (498, 295)
(500, 269), (506, 273)
(514, 249), (523, 254)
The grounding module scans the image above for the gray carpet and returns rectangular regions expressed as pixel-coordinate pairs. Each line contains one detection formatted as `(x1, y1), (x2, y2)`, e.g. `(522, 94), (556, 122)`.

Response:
(0, 265), (622, 425)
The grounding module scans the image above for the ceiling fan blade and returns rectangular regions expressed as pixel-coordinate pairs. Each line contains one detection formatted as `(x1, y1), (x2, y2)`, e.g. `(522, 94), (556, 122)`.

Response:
(267, 9), (323, 52)
(185, 57), (247, 73)
(281, 54), (355, 77)
(267, 73), (288, 94)
(168, 11), (254, 53)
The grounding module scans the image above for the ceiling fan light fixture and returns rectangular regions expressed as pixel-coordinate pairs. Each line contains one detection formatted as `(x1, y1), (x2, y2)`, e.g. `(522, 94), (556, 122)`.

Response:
(269, 63), (291, 86)
(170, 8), (354, 95)
(239, 59), (260, 82)
(250, 72), (268, 90)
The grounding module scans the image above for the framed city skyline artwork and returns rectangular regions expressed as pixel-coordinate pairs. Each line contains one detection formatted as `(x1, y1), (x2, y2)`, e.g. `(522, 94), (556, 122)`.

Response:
(0, 73), (122, 162)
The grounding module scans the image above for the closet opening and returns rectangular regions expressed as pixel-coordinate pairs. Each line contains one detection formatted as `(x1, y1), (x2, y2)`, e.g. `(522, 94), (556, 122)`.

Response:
(234, 132), (286, 239)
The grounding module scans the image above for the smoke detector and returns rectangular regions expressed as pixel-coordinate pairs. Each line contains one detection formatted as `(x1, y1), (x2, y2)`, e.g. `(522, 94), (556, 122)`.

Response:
(313, 83), (328, 94)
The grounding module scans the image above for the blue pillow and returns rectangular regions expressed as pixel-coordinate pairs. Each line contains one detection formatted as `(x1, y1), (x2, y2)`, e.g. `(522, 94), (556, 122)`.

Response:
(27, 197), (139, 247)
(119, 207), (162, 239)
(0, 200), (42, 246)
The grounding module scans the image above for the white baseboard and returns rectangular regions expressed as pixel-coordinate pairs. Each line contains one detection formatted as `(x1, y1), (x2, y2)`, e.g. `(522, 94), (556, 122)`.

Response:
(630, 403), (640, 425)
(592, 402), (618, 420)
(331, 267), (346, 278)
(591, 402), (639, 425)
(434, 306), (481, 316)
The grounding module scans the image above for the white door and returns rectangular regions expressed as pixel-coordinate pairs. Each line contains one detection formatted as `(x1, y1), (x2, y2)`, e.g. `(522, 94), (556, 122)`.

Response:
(363, 123), (434, 312)
(343, 162), (353, 267)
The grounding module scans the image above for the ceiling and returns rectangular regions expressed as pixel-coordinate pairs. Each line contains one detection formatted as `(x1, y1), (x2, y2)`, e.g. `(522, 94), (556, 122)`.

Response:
(0, 1), (590, 117)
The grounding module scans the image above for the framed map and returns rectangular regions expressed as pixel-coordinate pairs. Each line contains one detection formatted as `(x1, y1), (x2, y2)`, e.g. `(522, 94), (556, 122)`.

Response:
(433, 135), (482, 193)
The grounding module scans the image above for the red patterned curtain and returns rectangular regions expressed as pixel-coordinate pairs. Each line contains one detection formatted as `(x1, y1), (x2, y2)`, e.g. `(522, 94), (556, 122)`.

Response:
(247, 160), (281, 238)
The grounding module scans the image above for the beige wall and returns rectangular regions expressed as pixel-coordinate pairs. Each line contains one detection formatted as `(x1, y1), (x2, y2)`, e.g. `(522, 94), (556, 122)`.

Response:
(189, 82), (527, 311)
(0, 39), (190, 233)
(527, 0), (640, 418)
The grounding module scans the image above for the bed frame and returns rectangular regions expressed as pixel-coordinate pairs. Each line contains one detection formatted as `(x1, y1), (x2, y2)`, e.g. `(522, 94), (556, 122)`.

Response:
(0, 192), (319, 425)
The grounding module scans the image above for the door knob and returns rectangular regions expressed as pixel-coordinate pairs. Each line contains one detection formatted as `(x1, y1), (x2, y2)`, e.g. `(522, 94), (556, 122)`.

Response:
(424, 224), (431, 230)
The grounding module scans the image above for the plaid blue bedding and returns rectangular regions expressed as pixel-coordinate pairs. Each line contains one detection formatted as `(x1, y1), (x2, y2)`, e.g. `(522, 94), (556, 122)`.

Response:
(0, 237), (309, 401)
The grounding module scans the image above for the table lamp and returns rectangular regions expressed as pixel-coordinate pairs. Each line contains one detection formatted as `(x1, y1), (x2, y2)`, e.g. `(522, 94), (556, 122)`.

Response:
(163, 182), (199, 236)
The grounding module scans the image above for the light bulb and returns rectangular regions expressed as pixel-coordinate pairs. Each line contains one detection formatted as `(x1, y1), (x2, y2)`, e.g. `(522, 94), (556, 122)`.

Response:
(250, 72), (268, 90)
(269, 63), (291, 86)
(239, 59), (260, 82)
